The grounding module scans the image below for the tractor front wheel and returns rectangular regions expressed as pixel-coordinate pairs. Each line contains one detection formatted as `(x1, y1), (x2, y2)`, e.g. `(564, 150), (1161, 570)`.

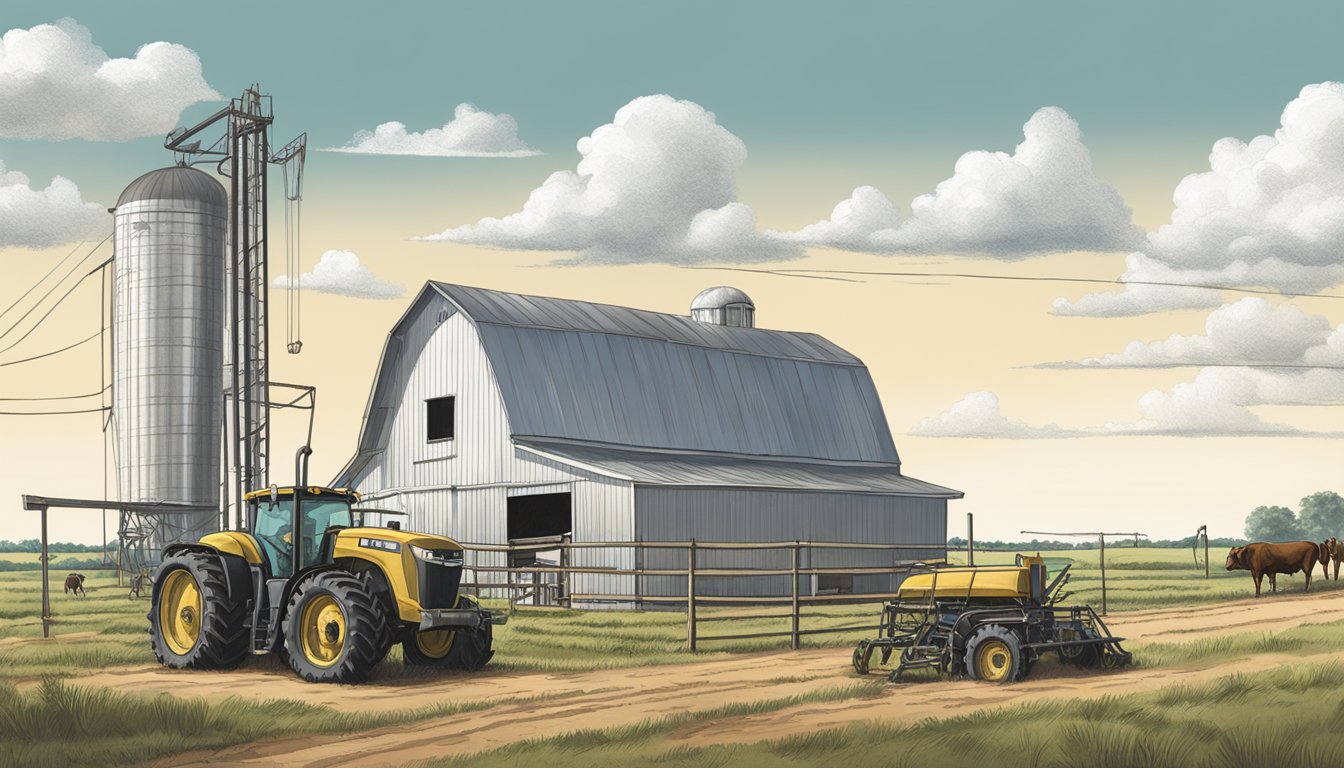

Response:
(282, 572), (387, 683)
(402, 596), (495, 671)
(148, 552), (248, 670)
(965, 625), (1026, 683)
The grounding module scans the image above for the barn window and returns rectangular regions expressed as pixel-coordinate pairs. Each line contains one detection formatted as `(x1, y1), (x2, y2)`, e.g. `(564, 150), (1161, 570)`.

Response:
(426, 396), (455, 442)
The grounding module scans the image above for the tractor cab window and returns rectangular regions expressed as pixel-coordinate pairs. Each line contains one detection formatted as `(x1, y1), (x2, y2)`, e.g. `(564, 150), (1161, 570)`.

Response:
(299, 498), (353, 568)
(254, 499), (295, 576)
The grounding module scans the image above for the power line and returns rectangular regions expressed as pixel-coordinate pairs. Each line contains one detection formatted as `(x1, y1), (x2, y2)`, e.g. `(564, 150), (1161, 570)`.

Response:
(0, 406), (109, 416)
(0, 329), (104, 367)
(0, 255), (112, 357)
(0, 385), (109, 402)
(687, 266), (1344, 301)
(0, 240), (87, 326)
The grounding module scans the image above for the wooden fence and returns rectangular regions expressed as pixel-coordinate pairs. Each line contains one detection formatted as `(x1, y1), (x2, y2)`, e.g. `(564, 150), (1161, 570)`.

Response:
(455, 538), (969, 650)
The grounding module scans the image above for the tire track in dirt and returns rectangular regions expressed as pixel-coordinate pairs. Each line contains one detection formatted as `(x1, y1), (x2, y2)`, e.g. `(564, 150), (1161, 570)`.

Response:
(103, 590), (1344, 767)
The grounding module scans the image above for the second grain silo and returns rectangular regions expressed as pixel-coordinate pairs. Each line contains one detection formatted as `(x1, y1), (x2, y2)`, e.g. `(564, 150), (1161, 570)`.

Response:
(112, 165), (228, 554)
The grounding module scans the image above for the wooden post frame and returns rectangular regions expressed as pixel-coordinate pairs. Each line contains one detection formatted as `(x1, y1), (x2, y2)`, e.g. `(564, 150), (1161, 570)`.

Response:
(687, 539), (697, 652)
(790, 541), (801, 650)
(1099, 534), (1107, 616)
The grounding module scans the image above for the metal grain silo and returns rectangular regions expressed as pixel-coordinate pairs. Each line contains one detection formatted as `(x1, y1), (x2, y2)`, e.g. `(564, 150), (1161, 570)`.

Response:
(112, 165), (227, 553)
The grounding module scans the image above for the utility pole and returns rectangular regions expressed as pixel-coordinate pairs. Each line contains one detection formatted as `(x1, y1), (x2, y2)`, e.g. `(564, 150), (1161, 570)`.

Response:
(1020, 530), (1149, 616)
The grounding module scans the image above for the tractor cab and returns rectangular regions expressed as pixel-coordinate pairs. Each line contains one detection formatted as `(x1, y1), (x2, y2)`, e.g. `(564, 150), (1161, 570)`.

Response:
(244, 485), (359, 578)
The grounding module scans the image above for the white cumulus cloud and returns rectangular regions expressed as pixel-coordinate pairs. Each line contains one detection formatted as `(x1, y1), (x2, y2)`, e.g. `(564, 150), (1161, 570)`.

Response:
(780, 108), (1143, 256)
(1045, 298), (1333, 368)
(1101, 367), (1344, 436)
(0, 160), (106, 247)
(321, 103), (540, 158)
(910, 391), (1085, 438)
(0, 19), (219, 141)
(418, 94), (799, 264)
(1057, 82), (1344, 315)
(272, 250), (404, 300)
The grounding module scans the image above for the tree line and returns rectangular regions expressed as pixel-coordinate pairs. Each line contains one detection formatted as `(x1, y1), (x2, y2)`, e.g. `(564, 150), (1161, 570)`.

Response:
(946, 535), (1241, 551)
(0, 539), (116, 553)
(1243, 491), (1344, 543)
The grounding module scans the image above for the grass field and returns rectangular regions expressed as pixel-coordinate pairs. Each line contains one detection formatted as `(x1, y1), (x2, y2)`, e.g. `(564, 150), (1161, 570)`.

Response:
(3, 548), (1344, 766)
(428, 661), (1344, 768)
(4, 547), (1337, 680)
(949, 545), (1344, 611)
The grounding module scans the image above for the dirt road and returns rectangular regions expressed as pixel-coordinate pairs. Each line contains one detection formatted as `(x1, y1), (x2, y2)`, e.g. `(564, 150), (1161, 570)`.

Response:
(56, 589), (1344, 767)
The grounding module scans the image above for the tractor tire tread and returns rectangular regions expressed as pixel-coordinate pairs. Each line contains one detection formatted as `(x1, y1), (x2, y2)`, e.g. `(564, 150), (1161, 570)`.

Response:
(282, 571), (386, 683)
(148, 552), (249, 670)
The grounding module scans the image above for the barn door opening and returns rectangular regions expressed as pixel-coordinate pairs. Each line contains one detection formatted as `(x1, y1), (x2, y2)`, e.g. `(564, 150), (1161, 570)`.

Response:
(507, 492), (572, 605)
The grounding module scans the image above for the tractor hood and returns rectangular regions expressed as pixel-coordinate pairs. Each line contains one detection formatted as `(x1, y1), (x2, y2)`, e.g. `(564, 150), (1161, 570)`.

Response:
(337, 527), (463, 552)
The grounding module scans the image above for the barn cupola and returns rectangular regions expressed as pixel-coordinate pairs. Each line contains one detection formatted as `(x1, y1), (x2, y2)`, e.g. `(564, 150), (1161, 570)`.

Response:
(690, 286), (755, 328)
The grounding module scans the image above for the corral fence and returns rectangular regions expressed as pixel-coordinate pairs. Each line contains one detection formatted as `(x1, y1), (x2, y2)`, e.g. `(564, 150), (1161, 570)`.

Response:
(456, 537), (1016, 651)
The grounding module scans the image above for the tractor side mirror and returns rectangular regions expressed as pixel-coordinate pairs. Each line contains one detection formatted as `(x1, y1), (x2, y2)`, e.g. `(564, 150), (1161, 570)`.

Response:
(269, 484), (279, 507)
(388, 521), (401, 531)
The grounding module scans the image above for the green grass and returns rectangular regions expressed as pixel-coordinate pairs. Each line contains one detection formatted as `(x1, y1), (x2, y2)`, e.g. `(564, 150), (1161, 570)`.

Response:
(2, 546), (1339, 681)
(949, 546), (1344, 612)
(0, 675), (585, 768)
(428, 661), (1344, 768)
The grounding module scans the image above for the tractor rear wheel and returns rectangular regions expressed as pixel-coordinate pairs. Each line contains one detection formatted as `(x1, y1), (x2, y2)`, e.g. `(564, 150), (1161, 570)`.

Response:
(965, 625), (1025, 683)
(282, 571), (387, 683)
(402, 596), (494, 670)
(148, 552), (248, 670)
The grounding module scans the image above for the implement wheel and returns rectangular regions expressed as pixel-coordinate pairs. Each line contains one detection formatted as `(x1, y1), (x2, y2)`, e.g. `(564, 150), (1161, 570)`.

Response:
(282, 571), (387, 683)
(966, 625), (1025, 683)
(402, 596), (494, 671)
(852, 641), (871, 676)
(148, 552), (248, 670)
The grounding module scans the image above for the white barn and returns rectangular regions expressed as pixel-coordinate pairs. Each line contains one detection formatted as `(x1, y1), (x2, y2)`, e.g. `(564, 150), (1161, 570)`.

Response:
(335, 282), (961, 604)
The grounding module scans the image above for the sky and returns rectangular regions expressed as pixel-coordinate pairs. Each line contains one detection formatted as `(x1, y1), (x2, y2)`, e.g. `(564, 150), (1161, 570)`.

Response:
(2, 1), (1344, 544)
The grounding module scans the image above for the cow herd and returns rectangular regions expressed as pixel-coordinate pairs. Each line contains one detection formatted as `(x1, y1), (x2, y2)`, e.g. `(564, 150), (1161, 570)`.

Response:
(1225, 538), (1344, 597)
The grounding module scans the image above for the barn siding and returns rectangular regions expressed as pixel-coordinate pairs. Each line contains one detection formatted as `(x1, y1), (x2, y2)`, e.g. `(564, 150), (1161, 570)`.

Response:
(634, 487), (947, 598)
(347, 307), (637, 601)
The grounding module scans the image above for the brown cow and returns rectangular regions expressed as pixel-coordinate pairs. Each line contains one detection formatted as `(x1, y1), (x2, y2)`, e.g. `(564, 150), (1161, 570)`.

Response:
(1226, 542), (1318, 597)
(63, 573), (86, 596)
(1327, 537), (1343, 580)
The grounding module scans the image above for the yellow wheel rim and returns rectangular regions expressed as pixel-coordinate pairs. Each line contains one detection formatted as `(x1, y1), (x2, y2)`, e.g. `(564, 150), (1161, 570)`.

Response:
(300, 594), (346, 667)
(415, 629), (456, 659)
(976, 639), (1013, 682)
(159, 569), (203, 656)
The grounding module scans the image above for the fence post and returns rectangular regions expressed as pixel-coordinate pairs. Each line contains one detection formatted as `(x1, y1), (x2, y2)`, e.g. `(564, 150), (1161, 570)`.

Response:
(790, 541), (800, 650)
(687, 539), (697, 652)
(1098, 534), (1107, 616)
(967, 512), (975, 566)
(41, 507), (50, 639)
(560, 534), (571, 607)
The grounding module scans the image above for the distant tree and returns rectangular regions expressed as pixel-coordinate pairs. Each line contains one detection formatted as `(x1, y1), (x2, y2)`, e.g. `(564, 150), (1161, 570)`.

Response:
(1243, 505), (1306, 542)
(1299, 491), (1344, 541)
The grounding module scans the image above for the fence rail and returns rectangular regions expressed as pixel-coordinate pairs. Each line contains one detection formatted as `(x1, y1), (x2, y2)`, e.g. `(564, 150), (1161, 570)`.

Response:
(456, 538), (970, 650)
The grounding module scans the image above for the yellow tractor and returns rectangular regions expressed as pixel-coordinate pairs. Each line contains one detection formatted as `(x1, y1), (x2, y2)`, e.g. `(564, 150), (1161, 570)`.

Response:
(148, 448), (503, 683)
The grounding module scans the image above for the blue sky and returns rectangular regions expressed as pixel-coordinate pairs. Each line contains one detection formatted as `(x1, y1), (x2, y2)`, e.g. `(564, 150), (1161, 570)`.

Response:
(4, 0), (1343, 207)
(5, 2), (1344, 542)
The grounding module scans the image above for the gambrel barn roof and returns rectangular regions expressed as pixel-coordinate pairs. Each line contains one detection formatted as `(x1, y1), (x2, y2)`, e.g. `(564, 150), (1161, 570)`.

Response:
(338, 282), (961, 499)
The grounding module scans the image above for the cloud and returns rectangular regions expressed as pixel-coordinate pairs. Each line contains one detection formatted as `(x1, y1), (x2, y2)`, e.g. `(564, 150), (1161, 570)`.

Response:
(1103, 367), (1344, 436)
(774, 186), (902, 250)
(910, 391), (1085, 438)
(1057, 82), (1344, 315)
(418, 95), (800, 264)
(321, 103), (541, 158)
(0, 160), (106, 247)
(779, 108), (1143, 256)
(272, 250), (404, 300)
(0, 19), (219, 141)
(1043, 298), (1333, 368)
